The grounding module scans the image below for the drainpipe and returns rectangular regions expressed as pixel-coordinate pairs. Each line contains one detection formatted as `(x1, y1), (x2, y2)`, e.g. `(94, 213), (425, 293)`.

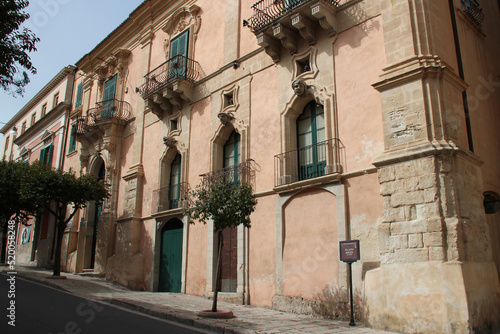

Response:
(448, 0), (474, 152)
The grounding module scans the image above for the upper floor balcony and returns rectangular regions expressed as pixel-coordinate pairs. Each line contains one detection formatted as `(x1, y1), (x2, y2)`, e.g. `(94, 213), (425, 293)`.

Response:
(138, 55), (205, 119)
(274, 138), (341, 189)
(460, 0), (484, 29)
(76, 99), (132, 135)
(200, 160), (256, 187)
(152, 182), (189, 213)
(244, 0), (341, 62)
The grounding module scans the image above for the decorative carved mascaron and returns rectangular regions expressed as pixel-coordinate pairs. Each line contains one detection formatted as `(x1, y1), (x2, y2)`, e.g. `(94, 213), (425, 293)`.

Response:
(163, 135), (177, 148)
(218, 112), (234, 126)
(292, 78), (308, 96)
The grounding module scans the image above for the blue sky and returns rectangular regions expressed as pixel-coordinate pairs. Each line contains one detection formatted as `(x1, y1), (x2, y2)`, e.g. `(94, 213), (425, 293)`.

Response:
(0, 0), (143, 134)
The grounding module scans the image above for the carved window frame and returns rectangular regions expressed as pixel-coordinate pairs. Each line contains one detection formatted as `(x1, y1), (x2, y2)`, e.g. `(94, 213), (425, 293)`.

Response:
(162, 5), (202, 61)
(291, 47), (318, 81)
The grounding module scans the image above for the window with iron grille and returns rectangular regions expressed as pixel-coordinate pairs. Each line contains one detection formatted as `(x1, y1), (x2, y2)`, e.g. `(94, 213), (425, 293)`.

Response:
(40, 144), (53, 166)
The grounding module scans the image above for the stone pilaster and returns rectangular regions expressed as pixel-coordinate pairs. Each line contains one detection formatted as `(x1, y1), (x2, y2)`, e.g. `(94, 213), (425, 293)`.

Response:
(223, 0), (240, 64)
(365, 0), (500, 332)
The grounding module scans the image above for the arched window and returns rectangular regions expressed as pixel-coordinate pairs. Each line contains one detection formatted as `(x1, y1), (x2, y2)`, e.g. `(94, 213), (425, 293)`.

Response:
(223, 131), (240, 168)
(297, 101), (326, 180)
(169, 153), (182, 209)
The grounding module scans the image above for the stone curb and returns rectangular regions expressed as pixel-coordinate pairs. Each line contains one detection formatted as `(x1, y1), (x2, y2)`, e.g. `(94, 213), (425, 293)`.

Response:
(105, 298), (242, 334)
(3, 269), (248, 334)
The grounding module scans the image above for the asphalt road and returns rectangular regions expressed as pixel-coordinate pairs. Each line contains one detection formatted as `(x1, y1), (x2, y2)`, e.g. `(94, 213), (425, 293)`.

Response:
(0, 273), (213, 334)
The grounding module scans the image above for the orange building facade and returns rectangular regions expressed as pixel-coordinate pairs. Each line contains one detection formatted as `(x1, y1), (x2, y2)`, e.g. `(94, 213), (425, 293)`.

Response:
(2, 1), (500, 332)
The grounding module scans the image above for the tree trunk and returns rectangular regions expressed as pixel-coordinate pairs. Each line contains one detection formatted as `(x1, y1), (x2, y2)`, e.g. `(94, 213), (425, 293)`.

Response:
(212, 230), (223, 313)
(52, 222), (64, 276)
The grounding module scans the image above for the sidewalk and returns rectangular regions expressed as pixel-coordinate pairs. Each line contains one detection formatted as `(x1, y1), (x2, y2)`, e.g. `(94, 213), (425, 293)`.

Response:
(4, 266), (399, 334)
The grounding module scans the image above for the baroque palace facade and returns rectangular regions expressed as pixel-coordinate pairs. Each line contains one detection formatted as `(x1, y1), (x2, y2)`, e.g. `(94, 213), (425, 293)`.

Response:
(2, 0), (500, 332)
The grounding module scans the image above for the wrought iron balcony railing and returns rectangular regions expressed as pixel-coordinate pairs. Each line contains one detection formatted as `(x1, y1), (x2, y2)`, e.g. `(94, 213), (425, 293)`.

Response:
(138, 55), (204, 98)
(200, 160), (256, 187)
(152, 182), (189, 213)
(75, 99), (132, 134)
(461, 0), (484, 28)
(244, 0), (340, 32)
(274, 138), (341, 187)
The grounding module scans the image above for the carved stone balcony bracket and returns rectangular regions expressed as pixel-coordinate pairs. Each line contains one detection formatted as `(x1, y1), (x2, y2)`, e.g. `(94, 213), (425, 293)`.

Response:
(273, 23), (298, 55)
(291, 13), (316, 45)
(245, 0), (339, 62)
(257, 32), (281, 62)
(311, 2), (338, 36)
(144, 78), (194, 120)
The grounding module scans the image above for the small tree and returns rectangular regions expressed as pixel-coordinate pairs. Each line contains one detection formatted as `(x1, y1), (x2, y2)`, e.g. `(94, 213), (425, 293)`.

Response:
(0, 0), (39, 95)
(20, 162), (109, 276)
(0, 160), (38, 262)
(185, 176), (256, 313)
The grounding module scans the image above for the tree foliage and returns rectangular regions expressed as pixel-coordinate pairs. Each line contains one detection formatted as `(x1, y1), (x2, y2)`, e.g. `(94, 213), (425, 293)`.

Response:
(0, 0), (39, 95)
(0, 160), (38, 226)
(19, 161), (109, 276)
(185, 178), (256, 232)
(0, 160), (109, 275)
(185, 177), (256, 312)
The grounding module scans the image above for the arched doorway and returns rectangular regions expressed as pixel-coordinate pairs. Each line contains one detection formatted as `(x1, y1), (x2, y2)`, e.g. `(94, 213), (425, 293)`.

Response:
(159, 218), (183, 292)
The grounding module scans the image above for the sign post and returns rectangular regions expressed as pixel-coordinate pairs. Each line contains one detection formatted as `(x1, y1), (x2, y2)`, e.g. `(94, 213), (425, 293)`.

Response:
(339, 240), (360, 327)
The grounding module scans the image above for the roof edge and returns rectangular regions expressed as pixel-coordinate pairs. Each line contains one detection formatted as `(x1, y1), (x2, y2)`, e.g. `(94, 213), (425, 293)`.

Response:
(1, 65), (76, 134)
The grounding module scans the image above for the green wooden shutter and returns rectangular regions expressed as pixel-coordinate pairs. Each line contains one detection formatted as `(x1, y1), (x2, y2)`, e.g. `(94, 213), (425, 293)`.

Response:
(39, 147), (46, 162)
(297, 101), (326, 180)
(223, 131), (240, 168)
(169, 154), (182, 209)
(75, 82), (83, 108)
(170, 30), (189, 58)
(68, 125), (76, 153)
(169, 30), (189, 79)
(101, 75), (117, 118)
(46, 144), (53, 166)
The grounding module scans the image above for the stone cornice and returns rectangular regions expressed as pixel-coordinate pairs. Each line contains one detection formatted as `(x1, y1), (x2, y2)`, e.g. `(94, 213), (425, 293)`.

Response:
(372, 141), (483, 168)
(76, 0), (196, 74)
(14, 102), (70, 146)
(0, 66), (75, 134)
(373, 56), (467, 92)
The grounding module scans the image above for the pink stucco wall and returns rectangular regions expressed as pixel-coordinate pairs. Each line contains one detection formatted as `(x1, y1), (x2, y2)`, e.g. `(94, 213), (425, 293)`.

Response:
(283, 188), (339, 300)
(248, 194), (277, 307)
(335, 16), (386, 172)
(249, 66), (280, 192)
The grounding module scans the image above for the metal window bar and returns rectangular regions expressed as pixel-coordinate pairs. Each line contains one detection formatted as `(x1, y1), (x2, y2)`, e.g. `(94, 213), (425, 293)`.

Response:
(75, 99), (132, 134)
(152, 182), (189, 213)
(244, 0), (340, 32)
(138, 55), (205, 98)
(200, 160), (256, 187)
(461, 0), (484, 28)
(274, 138), (341, 187)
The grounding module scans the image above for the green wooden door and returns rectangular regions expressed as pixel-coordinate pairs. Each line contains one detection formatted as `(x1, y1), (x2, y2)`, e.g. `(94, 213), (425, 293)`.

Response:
(297, 101), (326, 180)
(169, 30), (189, 79)
(101, 75), (117, 119)
(159, 220), (183, 292)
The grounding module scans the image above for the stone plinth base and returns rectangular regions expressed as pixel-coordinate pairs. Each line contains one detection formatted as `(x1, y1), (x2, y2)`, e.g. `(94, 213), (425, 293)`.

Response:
(197, 309), (234, 319)
(364, 262), (500, 333)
